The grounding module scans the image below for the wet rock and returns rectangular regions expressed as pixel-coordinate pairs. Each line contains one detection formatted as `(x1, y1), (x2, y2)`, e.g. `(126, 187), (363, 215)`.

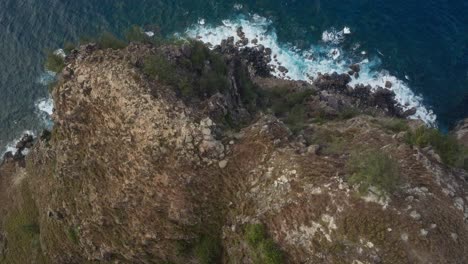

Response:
(265, 48), (272, 56)
(251, 38), (258, 45)
(236, 27), (245, 39)
(278, 66), (288, 73)
(40, 130), (52, 142)
(350, 63), (360, 73)
(314, 72), (352, 92)
(354, 72), (360, 79)
(385, 81), (393, 88)
(241, 38), (249, 46)
(16, 134), (34, 151)
(2, 151), (14, 162)
(402, 107), (417, 118)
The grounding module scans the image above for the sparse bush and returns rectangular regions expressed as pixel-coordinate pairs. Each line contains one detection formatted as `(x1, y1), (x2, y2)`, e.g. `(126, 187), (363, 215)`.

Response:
(143, 55), (179, 85)
(63, 41), (76, 54)
(286, 104), (307, 133)
(338, 107), (360, 120)
(190, 41), (210, 71)
(45, 52), (65, 73)
(144, 54), (195, 97)
(199, 71), (229, 95)
(67, 227), (79, 245)
(347, 150), (400, 196)
(98, 32), (127, 50)
(125, 25), (151, 43)
(405, 126), (467, 168)
(244, 224), (283, 264)
(379, 118), (409, 133)
(194, 235), (222, 264)
(264, 86), (314, 132)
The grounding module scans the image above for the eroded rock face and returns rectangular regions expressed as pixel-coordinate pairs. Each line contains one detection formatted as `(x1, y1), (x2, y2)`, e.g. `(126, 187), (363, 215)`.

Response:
(0, 43), (467, 264)
(455, 118), (468, 147)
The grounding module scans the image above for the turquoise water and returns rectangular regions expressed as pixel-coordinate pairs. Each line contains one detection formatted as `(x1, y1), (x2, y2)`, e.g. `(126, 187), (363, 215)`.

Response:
(0, 0), (467, 151)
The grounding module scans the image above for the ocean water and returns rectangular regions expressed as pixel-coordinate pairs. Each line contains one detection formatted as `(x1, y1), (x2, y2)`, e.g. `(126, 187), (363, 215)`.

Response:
(1, 0), (467, 152)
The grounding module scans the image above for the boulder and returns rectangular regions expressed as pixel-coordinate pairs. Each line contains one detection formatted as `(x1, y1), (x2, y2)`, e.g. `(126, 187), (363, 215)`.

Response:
(350, 63), (360, 73)
(385, 81), (393, 88)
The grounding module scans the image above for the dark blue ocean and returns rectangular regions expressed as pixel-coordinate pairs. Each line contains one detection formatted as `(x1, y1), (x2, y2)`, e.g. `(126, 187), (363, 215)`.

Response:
(1, 0), (467, 152)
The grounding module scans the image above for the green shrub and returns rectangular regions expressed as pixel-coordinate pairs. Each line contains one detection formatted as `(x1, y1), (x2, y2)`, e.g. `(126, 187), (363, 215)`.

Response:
(45, 52), (65, 73)
(379, 118), (409, 133)
(245, 224), (266, 246)
(67, 227), (79, 245)
(190, 41), (210, 71)
(143, 55), (178, 85)
(98, 32), (127, 50)
(244, 224), (283, 264)
(194, 235), (222, 264)
(63, 41), (76, 54)
(144, 54), (196, 97)
(405, 126), (467, 168)
(347, 150), (400, 196)
(199, 71), (229, 95)
(338, 107), (360, 120)
(286, 104), (307, 133)
(125, 25), (152, 43)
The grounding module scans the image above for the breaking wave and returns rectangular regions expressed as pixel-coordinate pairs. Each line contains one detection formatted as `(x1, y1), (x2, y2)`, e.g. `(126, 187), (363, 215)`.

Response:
(184, 14), (436, 125)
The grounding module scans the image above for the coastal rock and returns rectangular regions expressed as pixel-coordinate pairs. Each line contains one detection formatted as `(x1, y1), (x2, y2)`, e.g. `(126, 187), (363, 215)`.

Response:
(454, 118), (468, 147)
(350, 63), (361, 73)
(0, 41), (467, 264)
(385, 81), (393, 88)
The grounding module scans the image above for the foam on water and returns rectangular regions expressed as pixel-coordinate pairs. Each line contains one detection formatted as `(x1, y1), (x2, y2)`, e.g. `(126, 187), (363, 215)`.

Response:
(184, 15), (436, 125)
(35, 96), (54, 129)
(2, 130), (35, 156)
(37, 70), (56, 85)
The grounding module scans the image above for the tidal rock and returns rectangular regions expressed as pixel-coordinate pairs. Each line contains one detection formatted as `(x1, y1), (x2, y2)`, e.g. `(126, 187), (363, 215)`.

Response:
(402, 107), (417, 118)
(278, 66), (288, 73)
(385, 81), (393, 88)
(15, 134), (34, 151)
(350, 63), (361, 73)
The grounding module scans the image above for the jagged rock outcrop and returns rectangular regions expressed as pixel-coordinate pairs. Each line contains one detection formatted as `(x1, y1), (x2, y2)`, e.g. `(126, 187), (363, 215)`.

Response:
(0, 42), (467, 264)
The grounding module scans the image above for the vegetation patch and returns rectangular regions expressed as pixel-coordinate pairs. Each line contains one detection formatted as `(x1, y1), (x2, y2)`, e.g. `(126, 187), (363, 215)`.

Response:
(97, 32), (127, 50)
(378, 118), (409, 133)
(1, 183), (49, 264)
(194, 234), (222, 264)
(347, 150), (400, 196)
(263, 86), (314, 132)
(405, 126), (467, 169)
(244, 224), (283, 264)
(45, 51), (65, 73)
(67, 227), (79, 245)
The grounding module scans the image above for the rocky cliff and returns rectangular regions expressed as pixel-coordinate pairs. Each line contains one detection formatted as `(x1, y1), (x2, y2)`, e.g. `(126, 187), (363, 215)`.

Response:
(0, 40), (467, 264)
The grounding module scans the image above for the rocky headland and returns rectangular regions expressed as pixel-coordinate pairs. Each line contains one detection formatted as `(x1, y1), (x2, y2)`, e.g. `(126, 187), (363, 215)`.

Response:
(0, 35), (467, 264)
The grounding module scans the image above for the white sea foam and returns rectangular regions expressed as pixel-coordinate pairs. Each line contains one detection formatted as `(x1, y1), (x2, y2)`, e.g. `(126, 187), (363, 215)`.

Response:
(37, 70), (56, 85)
(145, 31), (155, 37)
(322, 27), (350, 44)
(2, 130), (35, 156)
(54, 48), (66, 58)
(36, 97), (54, 116)
(184, 15), (436, 125)
(35, 96), (54, 129)
(234, 3), (243, 10)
